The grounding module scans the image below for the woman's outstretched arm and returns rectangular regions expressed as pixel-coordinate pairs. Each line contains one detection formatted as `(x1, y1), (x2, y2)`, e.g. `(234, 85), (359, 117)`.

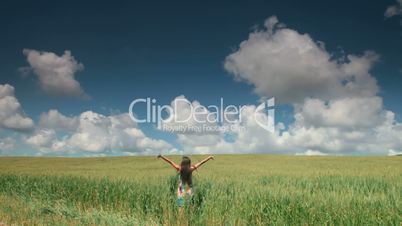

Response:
(192, 156), (214, 170)
(157, 155), (180, 171)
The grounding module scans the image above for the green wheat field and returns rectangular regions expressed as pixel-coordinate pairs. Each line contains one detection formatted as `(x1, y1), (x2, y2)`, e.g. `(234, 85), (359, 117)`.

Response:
(0, 155), (401, 225)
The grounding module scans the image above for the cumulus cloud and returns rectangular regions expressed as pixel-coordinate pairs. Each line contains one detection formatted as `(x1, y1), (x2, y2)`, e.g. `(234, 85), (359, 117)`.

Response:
(385, 0), (402, 18)
(0, 137), (15, 153)
(154, 95), (278, 154)
(22, 49), (89, 98)
(26, 110), (173, 155)
(224, 16), (378, 103)
(9, 16), (402, 156)
(295, 149), (328, 156)
(280, 98), (402, 155)
(171, 101), (285, 154)
(171, 96), (402, 155)
(39, 109), (79, 131)
(159, 95), (219, 134)
(173, 16), (402, 156)
(68, 111), (134, 152)
(388, 149), (402, 156)
(25, 129), (57, 149)
(293, 97), (386, 129)
(0, 84), (34, 131)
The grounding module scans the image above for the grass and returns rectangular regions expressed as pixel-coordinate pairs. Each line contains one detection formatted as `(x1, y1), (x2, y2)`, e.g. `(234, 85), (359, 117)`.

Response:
(0, 155), (401, 225)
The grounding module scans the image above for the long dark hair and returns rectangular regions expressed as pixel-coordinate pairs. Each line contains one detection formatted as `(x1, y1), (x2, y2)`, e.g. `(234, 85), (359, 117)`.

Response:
(179, 156), (192, 187)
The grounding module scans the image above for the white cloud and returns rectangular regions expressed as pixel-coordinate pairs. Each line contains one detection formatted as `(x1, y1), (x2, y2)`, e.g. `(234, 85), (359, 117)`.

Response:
(9, 16), (402, 156)
(159, 95), (219, 134)
(67, 111), (128, 152)
(0, 84), (34, 131)
(22, 49), (89, 98)
(173, 102), (285, 155)
(26, 110), (173, 155)
(0, 137), (15, 153)
(177, 16), (402, 156)
(154, 96), (277, 154)
(293, 97), (386, 129)
(25, 129), (56, 148)
(280, 97), (402, 155)
(385, 0), (402, 18)
(224, 16), (378, 103)
(295, 149), (328, 156)
(39, 109), (79, 131)
(176, 133), (222, 154)
(170, 96), (402, 155)
(152, 95), (226, 154)
(388, 149), (402, 156)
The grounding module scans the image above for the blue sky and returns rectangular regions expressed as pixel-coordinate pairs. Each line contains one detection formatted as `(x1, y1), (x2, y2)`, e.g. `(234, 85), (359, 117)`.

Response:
(0, 0), (402, 156)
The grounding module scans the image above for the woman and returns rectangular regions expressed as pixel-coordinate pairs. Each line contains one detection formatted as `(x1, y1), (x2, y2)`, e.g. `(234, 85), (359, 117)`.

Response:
(157, 155), (214, 207)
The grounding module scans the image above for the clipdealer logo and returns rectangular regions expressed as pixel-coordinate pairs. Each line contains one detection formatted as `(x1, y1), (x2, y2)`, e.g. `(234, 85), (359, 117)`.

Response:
(128, 97), (275, 133)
